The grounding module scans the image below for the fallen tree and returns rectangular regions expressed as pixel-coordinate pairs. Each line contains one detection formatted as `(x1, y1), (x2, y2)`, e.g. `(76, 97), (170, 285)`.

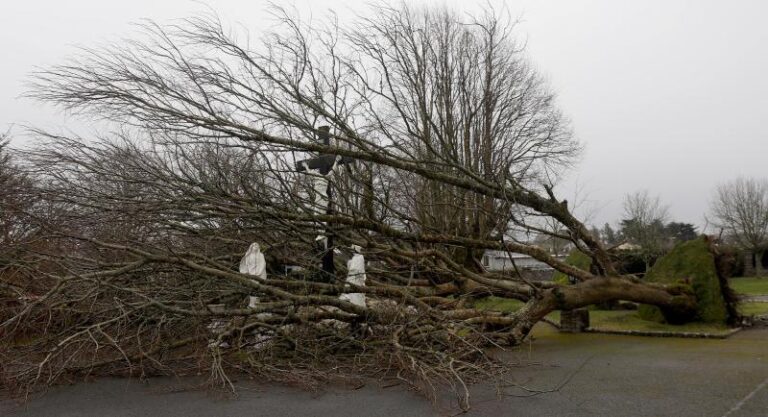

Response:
(1, 4), (704, 409)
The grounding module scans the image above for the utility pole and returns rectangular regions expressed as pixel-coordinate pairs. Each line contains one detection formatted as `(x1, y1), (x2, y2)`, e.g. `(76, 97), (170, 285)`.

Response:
(295, 126), (354, 282)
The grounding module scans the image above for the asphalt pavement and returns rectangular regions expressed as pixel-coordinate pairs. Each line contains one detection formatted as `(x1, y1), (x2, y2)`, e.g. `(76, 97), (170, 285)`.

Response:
(2, 326), (767, 417)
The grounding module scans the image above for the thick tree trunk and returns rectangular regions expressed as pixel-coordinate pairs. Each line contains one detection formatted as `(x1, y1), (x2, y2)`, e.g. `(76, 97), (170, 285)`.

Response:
(744, 250), (756, 277)
(755, 250), (765, 277)
(505, 277), (697, 343)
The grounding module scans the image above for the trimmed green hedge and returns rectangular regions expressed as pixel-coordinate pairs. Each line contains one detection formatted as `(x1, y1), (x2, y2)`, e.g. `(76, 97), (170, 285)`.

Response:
(638, 238), (728, 324)
(552, 249), (592, 285)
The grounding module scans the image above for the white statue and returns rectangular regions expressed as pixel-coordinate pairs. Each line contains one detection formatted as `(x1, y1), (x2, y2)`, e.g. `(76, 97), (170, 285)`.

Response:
(301, 160), (337, 248)
(239, 243), (267, 278)
(239, 242), (266, 309)
(340, 245), (366, 307)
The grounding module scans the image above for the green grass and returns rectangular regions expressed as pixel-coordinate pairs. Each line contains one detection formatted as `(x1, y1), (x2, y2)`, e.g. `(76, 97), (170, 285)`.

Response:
(475, 296), (731, 334)
(587, 310), (729, 334)
(473, 297), (560, 321)
(473, 297), (524, 312)
(552, 249), (592, 285)
(729, 277), (768, 296)
(739, 302), (768, 316)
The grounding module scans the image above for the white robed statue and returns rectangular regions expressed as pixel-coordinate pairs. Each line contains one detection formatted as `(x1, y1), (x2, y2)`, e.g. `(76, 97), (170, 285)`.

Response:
(299, 159), (338, 251)
(340, 245), (366, 307)
(239, 243), (267, 308)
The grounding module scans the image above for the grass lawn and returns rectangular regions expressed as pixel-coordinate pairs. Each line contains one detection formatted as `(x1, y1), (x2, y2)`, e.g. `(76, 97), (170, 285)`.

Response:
(473, 297), (525, 312)
(472, 275), (768, 334)
(475, 297), (734, 335)
(739, 302), (768, 316)
(586, 310), (730, 334)
(474, 297), (556, 319)
(729, 276), (768, 296)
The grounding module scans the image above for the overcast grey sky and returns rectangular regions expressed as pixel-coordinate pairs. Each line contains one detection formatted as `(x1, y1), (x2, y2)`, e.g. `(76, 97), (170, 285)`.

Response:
(2, 0), (767, 230)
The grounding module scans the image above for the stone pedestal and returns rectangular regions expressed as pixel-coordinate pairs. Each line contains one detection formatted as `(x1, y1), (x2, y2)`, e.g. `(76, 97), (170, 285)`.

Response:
(560, 308), (590, 333)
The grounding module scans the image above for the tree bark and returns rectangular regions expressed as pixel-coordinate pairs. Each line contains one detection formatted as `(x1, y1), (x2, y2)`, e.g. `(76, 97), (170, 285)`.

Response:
(744, 250), (756, 277)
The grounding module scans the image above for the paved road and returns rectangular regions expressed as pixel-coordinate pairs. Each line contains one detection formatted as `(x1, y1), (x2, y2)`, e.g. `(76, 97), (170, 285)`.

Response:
(3, 326), (768, 417)
(742, 295), (768, 303)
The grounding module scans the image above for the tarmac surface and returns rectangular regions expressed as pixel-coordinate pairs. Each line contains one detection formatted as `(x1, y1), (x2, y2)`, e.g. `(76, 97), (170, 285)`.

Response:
(2, 325), (768, 417)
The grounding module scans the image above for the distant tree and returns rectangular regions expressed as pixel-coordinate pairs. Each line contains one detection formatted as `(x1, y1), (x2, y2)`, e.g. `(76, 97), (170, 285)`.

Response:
(709, 178), (768, 276)
(664, 222), (698, 243)
(532, 225), (573, 255)
(589, 225), (602, 243)
(0, 137), (36, 249)
(621, 190), (669, 268)
(601, 223), (619, 246)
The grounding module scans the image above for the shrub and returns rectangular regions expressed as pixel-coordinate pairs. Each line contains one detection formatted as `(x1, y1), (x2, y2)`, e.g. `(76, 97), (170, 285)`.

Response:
(552, 249), (592, 285)
(638, 237), (733, 324)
